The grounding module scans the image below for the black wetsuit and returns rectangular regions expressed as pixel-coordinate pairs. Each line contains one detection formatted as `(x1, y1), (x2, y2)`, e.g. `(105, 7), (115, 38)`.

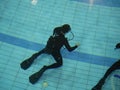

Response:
(29, 34), (77, 69)
(92, 59), (120, 90)
(102, 60), (120, 79)
(92, 42), (120, 90)
(20, 26), (77, 70)
(20, 25), (78, 84)
(20, 27), (77, 84)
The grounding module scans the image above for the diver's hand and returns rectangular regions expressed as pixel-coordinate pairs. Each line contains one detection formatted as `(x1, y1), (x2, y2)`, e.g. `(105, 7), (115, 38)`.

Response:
(76, 43), (80, 47)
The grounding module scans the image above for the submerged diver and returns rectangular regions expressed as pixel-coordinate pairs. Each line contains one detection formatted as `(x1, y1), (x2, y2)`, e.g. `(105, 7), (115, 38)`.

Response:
(20, 24), (79, 84)
(92, 43), (120, 90)
(92, 60), (120, 90)
(115, 43), (120, 49)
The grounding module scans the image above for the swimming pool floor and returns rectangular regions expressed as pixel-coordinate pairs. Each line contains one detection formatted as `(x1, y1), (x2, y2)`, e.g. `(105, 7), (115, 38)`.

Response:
(0, 0), (120, 90)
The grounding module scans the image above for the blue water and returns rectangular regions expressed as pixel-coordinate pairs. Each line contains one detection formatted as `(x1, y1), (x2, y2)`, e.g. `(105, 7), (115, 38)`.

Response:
(0, 0), (120, 90)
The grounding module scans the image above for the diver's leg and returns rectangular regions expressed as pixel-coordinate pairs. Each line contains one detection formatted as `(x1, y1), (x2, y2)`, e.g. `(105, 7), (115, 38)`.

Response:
(20, 49), (45, 70)
(45, 52), (63, 69)
(92, 60), (120, 90)
(29, 52), (63, 84)
(29, 65), (47, 84)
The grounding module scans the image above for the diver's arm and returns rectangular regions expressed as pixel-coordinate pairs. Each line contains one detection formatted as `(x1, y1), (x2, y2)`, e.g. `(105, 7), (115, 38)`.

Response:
(64, 38), (78, 52)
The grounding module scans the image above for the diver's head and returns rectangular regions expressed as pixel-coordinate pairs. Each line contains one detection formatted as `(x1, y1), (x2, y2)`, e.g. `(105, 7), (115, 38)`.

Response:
(61, 24), (71, 34)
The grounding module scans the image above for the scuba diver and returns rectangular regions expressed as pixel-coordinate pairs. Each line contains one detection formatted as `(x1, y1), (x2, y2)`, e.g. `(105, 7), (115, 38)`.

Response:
(92, 42), (120, 90)
(20, 24), (79, 84)
(115, 43), (120, 49)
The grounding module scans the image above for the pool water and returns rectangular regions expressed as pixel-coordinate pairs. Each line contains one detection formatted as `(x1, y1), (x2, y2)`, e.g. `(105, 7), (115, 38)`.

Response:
(0, 0), (120, 90)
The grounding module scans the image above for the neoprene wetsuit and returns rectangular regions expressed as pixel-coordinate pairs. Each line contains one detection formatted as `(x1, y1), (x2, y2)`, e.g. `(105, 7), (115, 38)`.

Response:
(30, 34), (77, 69)
(20, 27), (77, 70)
(20, 24), (78, 84)
(92, 60), (120, 90)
